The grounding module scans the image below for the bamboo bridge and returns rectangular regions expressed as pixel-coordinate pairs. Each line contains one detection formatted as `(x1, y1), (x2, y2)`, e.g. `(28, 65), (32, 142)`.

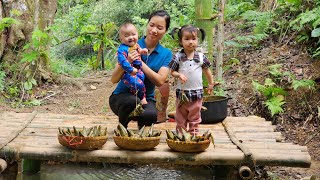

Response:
(0, 111), (311, 179)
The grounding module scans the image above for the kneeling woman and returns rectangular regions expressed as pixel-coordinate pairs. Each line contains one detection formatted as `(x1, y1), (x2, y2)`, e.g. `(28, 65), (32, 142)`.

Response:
(109, 10), (172, 128)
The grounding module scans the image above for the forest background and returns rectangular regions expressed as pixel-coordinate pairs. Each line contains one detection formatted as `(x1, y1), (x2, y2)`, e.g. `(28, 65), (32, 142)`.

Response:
(0, 0), (319, 179)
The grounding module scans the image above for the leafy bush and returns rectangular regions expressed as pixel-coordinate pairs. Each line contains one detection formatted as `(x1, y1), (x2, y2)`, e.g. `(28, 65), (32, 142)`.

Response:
(253, 64), (315, 116)
(252, 78), (288, 116)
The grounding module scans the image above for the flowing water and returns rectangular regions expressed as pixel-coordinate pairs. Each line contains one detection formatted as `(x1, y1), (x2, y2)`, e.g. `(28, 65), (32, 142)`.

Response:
(14, 163), (216, 180)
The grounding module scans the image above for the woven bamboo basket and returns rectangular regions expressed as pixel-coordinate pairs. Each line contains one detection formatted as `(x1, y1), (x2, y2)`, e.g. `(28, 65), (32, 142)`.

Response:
(58, 134), (107, 150)
(113, 136), (161, 150)
(166, 139), (210, 152)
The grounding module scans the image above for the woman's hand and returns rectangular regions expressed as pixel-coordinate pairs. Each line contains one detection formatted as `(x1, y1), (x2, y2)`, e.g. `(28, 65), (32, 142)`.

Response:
(110, 64), (125, 84)
(128, 50), (140, 63)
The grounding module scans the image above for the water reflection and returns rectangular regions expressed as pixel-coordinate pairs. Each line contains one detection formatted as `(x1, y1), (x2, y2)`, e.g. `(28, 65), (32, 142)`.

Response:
(16, 163), (215, 180)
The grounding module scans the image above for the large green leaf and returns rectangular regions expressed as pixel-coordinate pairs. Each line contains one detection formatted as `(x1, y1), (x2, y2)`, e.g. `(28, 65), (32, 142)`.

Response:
(265, 96), (285, 116)
(311, 28), (320, 37)
(21, 52), (39, 63)
(23, 81), (33, 91)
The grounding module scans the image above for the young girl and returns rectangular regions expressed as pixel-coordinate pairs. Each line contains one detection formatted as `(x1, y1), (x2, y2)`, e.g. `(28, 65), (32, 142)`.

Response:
(169, 25), (216, 135)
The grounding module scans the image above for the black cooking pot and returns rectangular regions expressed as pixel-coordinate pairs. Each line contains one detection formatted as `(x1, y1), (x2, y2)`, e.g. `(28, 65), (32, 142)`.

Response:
(201, 96), (230, 124)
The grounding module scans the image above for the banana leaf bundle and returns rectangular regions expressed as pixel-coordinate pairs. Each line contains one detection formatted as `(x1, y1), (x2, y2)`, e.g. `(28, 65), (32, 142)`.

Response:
(58, 125), (107, 137)
(128, 103), (145, 118)
(114, 123), (161, 138)
(166, 129), (214, 144)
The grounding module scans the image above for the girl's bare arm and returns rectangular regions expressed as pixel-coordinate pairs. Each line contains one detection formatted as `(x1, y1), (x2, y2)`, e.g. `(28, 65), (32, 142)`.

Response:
(203, 68), (215, 94)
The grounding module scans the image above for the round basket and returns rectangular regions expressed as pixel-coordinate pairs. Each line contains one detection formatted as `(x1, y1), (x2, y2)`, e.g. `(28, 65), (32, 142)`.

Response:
(113, 136), (161, 150)
(166, 139), (210, 152)
(58, 134), (107, 150)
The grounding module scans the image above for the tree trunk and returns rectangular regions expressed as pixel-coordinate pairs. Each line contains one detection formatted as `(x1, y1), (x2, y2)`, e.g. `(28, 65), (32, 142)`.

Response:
(0, 0), (57, 83)
(260, 0), (277, 11)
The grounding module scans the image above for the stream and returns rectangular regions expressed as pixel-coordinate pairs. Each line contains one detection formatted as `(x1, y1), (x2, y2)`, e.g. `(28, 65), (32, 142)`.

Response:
(14, 162), (217, 180)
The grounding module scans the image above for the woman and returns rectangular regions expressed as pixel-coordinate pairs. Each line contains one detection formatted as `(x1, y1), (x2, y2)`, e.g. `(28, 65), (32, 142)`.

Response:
(109, 10), (172, 128)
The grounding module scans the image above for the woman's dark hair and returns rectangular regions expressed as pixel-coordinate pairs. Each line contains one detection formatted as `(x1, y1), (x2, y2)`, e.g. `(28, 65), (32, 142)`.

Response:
(170, 25), (206, 46)
(148, 10), (171, 31)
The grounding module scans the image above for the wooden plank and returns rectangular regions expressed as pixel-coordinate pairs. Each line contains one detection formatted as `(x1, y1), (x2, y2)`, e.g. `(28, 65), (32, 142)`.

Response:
(215, 143), (308, 152)
(253, 153), (311, 168)
(2, 145), (310, 167)
(0, 111), (38, 150)
(8, 146), (245, 166)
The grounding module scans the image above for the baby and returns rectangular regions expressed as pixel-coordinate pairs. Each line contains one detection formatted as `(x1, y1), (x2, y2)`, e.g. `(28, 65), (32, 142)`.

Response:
(117, 23), (148, 105)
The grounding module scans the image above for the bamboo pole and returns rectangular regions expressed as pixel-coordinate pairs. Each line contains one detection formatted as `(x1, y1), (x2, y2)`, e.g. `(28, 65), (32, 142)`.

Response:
(7, 146), (310, 167)
(222, 121), (252, 156)
(195, 0), (214, 61)
(216, 0), (225, 80)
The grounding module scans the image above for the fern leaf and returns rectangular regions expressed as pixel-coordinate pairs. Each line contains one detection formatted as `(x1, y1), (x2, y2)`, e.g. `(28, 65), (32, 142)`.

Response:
(265, 96), (285, 116)
(291, 80), (315, 90)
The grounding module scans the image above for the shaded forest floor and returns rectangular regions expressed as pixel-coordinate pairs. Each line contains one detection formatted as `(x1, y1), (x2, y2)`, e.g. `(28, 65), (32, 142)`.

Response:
(1, 28), (320, 179)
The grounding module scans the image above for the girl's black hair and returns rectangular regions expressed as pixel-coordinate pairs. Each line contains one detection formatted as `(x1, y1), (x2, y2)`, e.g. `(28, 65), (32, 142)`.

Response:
(170, 25), (206, 43)
(148, 10), (171, 31)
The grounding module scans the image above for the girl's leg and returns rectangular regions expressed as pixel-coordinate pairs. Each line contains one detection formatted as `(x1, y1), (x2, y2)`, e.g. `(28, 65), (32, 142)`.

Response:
(175, 98), (188, 133)
(156, 81), (169, 123)
(109, 93), (140, 128)
(186, 99), (202, 135)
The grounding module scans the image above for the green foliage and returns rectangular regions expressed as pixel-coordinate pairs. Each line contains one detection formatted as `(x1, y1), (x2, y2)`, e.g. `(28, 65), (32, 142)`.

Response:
(289, 6), (320, 31)
(253, 64), (316, 116)
(21, 29), (51, 91)
(265, 96), (286, 116)
(52, 0), (196, 72)
(236, 10), (274, 47)
(224, 2), (256, 21)
(50, 57), (92, 78)
(223, 58), (240, 71)
(23, 99), (42, 107)
(7, 86), (20, 97)
(289, 5), (320, 58)
(213, 85), (226, 97)
(0, 70), (5, 92)
(291, 79), (315, 90)
(252, 79), (287, 116)
(0, 17), (18, 32)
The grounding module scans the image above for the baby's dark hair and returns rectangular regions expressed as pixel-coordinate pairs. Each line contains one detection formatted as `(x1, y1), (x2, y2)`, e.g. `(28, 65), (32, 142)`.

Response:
(170, 25), (206, 43)
(119, 22), (134, 33)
